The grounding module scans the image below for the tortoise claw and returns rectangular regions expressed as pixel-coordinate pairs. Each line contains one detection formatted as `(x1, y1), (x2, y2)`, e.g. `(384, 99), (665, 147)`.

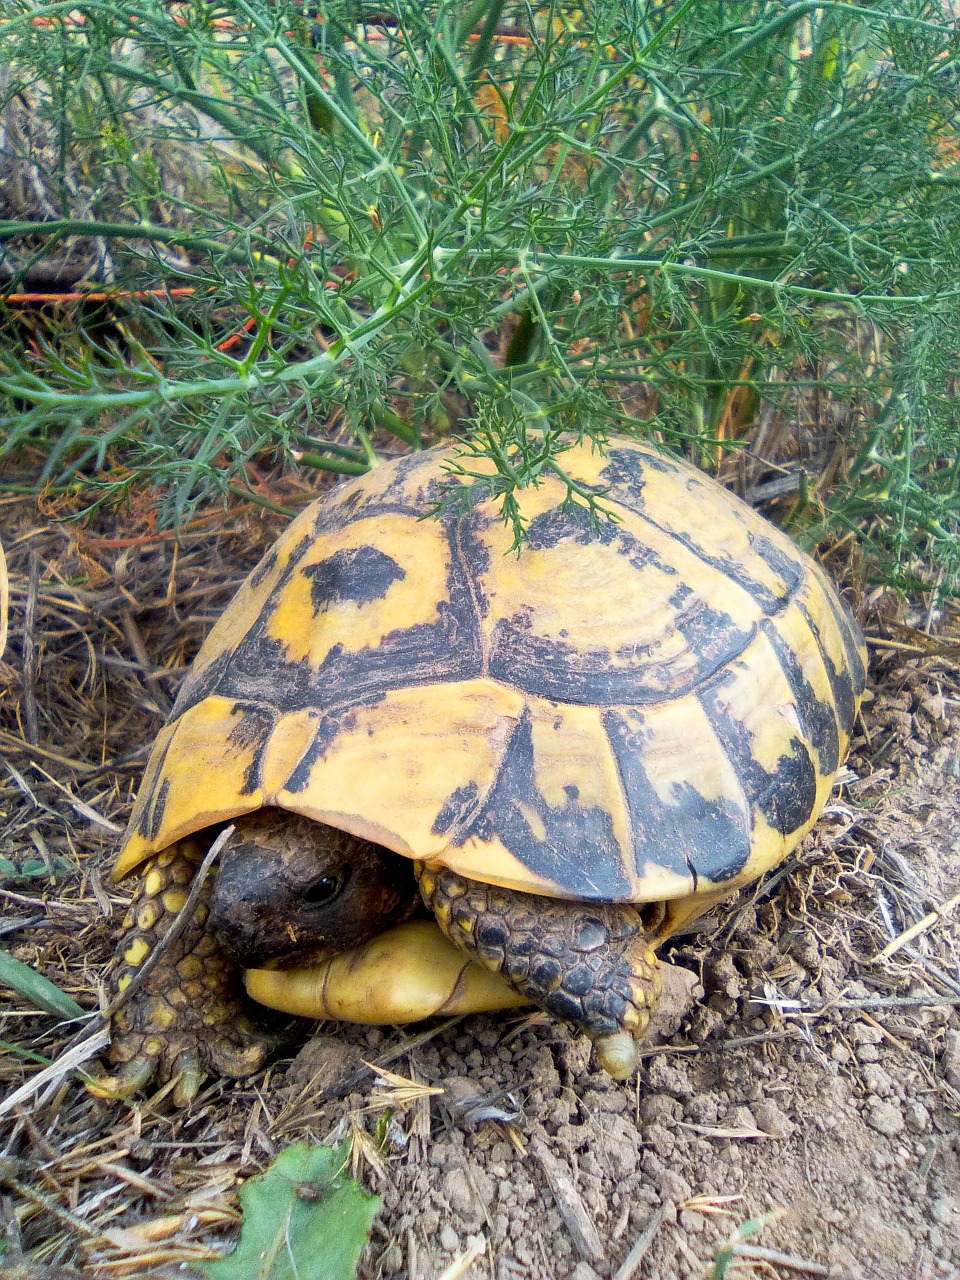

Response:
(108, 994), (278, 1102)
(92, 1055), (159, 1100)
(171, 1052), (204, 1108)
(592, 1031), (639, 1079)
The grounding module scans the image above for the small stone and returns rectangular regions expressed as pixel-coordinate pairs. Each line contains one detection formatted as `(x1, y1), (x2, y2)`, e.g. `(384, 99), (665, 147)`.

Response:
(659, 1197), (678, 1226)
(442, 1168), (475, 1215)
(701, 952), (747, 998)
(941, 1028), (960, 1090)
(439, 1224), (459, 1252)
(684, 1093), (719, 1126)
(919, 692), (947, 722)
(790, 933), (821, 971)
(444, 1075), (487, 1111)
(903, 1100), (931, 1134)
(751, 1099), (795, 1139)
(861, 1063), (894, 1097)
(851, 1023), (883, 1046)
(639, 1093), (679, 1126)
(430, 1141), (459, 1169)
(706, 992), (738, 1019)
(855, 1042), (880, 1063)
(688, 1003), (726, 1043)
(830, 1041), (851, 1064)
(642, 1122), (674, 1154)
(645, 1056), (693, 1098)
(864, 1098), (905, 1136)
(723, 1104), (758, 1132)
(598, 1114), (641, 1179)
(679, 1209), (706, 1233)
(658, 1168), (692, 1204)
(570, 1264), (603, 1280)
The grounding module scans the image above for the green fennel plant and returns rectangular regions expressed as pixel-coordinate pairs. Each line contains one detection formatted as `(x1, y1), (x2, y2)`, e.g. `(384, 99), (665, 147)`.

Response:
(0, 0), (958, 588)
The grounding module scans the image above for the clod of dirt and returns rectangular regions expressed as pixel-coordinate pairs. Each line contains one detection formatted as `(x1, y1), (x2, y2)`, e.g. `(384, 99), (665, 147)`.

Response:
(285, 1032), (367, 1097)
(645, 961), (703, 1043)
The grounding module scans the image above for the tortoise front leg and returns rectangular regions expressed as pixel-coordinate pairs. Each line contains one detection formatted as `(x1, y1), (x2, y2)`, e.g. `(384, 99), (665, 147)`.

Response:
(416, 865), (661, 1078)
(108, 839), (277, 1105)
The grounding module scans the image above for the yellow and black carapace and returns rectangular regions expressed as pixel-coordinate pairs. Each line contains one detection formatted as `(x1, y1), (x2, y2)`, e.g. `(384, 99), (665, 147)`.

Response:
(108, 439), (866, 1095)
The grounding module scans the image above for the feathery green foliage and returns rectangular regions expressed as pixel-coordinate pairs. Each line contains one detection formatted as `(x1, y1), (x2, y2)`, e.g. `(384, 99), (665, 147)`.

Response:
(1, 1), (958, 588)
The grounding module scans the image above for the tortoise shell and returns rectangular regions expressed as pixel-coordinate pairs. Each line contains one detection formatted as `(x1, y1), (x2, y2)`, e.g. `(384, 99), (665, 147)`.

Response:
(113, 440), (866, 904)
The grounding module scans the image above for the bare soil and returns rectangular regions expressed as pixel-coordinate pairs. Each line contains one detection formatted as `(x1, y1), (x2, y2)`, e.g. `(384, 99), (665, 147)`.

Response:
(1, 486), (959, 1280)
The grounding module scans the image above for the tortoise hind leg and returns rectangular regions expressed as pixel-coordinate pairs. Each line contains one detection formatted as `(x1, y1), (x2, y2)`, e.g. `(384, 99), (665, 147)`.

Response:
(416, 865), (661, 1079)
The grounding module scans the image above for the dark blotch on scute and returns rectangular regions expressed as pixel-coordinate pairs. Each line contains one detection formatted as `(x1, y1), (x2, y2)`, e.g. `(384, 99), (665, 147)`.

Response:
(526, 504), (618, 551)
(190, 523), (482, 740)
(620, 504), (800, 618)
(761, 619), (840, 775)
(169, 530), (315, 721)
(488, 533), (762, 706)
(766, 748), (820, 835)
(283, 705), (367, 794)
(249, 549), (278, 589)
(598, 447), (652, 511)
(699, 676), (819, 837)
(432, 782), (481, 838)
(168, 648), (233, 721)
(748, 533), (805, 597)
(669, 583), (755, 678)
(302, 545), (405, 613)
(145, 777), (170, 842)
(226, 703), (279, 796)
(528, 503), (672, 574)
(797, 603), (859, 735)
(602, 710), (752, 884)
(832, 591), (868, 696)
(462, 710), (633, 900)
(806, 569), (867, 710)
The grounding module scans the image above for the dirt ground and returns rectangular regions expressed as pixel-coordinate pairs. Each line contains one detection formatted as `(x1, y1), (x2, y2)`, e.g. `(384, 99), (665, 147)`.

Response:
(1, 482), (959, 1280)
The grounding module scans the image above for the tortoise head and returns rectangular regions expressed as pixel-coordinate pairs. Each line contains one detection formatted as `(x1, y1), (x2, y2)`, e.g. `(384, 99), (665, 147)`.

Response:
(208, 808), (420, 969)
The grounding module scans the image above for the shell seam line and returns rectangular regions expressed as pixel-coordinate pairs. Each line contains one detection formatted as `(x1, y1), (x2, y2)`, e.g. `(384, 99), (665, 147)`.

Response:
(795, 600), (851, 737)
(449, 515), (488, 680)
(630, 507), (798, 620)
(693, 678), (754, 845)
(599, 709), (639, 895)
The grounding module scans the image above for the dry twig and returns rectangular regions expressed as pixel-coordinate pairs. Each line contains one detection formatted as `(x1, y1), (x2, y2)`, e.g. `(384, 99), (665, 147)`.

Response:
(612, 1202), (668, 1280)
(529, 1138), (602, 1262)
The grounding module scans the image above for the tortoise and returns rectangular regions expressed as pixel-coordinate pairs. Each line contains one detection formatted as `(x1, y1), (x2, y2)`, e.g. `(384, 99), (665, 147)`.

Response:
(108, 438), (866, 1101)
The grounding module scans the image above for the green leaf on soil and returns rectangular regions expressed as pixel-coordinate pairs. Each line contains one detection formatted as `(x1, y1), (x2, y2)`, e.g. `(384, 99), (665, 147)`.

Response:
(0, 948), (86, 1020)
(0, 855), (75, 884)
(200, 1142), (380, 1280)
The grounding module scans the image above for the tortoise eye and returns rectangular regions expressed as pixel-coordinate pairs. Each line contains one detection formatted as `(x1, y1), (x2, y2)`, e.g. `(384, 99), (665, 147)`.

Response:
(303, 874), (343, 907)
